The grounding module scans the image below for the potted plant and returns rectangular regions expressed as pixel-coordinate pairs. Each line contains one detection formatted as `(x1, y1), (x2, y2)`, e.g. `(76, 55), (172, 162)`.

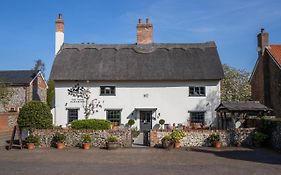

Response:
(161, 135), (173, 150)
(106, 135), (119, 150)
(159, 119), (165, 131)
(25, 135), (40, 150)
(127, 119), (135, 128)
(253, 131), (268, 147)
(209, 133), (222, 148)
(53, 132), (66, 149)
(81, 134), (92, 150)
(170, 129), (186, 148)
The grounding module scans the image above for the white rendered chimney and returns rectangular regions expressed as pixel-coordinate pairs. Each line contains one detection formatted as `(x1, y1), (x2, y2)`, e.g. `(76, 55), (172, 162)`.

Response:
(55, 14), (64, 55)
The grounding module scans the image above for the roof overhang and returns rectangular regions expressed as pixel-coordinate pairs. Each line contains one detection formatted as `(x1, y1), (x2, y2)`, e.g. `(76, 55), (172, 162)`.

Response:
(134, 107), (157, 111)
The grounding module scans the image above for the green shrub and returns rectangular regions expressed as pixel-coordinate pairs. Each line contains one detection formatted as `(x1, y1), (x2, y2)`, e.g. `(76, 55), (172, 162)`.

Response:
(209, 133), (220, 143)
(81, 134), (92, 143)
(107, 135), (118, 143)
(161, 135), (172, 142)
(258, 117), (281, 137)
(52, 132), (66, 143)
(253, 131), (268, 143)
(170, 130), (186, 142)
(18, 101), (52, 130)
(131, 128), (140, 138)
(127, 119), (135, 127)
(47, 80), (55, 108)
(25, 135), (40, 146)
(71, 119), (111, 130)
(159, 119), (165, 125)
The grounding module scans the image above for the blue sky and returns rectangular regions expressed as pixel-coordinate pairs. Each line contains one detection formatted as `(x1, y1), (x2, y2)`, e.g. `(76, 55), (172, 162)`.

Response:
(0, 0), (281, 80)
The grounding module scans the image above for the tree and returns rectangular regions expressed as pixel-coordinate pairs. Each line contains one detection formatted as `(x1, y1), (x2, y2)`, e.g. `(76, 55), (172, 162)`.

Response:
(221, 64), (251, 102)
(47, 80), (55, 108)
(33, 59), (46, 77)
(0, 83), (14, 111)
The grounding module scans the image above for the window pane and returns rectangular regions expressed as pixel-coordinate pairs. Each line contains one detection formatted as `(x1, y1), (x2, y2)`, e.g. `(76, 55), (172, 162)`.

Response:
(68, 109), (78, 123)
(189, 86), (205, 96)
(100, 86), (115, 96)
(190, 112), (205, 123)
(107, 110), (121, 126)
(189, 87), (194, 95)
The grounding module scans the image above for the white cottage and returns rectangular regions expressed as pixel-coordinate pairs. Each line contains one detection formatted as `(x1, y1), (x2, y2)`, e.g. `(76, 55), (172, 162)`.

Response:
(50, 15), (224, 131)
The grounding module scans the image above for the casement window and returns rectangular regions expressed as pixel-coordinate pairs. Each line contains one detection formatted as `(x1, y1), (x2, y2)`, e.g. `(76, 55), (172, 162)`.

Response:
(189, 86), (206, 96)
(100, 86), (116, 96)
(106, 110), (121, 126)
(68, 109), (79, 123)
(190, 112), (205, 123)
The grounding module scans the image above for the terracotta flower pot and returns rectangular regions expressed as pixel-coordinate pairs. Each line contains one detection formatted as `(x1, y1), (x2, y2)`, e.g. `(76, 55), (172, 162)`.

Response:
(27, 143), (35, 150)
(213, 141), (222, 148)
(83, 143), (91, 150)
(174, 141), (181, 148)
(56, 142), (65, 149)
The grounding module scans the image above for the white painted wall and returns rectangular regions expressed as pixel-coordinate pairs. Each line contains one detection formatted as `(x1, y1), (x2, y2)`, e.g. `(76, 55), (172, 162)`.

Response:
(53, 81), (221, 129)
(55, 32), (64, 55)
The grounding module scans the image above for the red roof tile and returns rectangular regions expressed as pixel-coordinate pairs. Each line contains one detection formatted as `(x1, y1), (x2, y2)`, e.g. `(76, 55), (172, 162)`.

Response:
(267, 44), (281, 67)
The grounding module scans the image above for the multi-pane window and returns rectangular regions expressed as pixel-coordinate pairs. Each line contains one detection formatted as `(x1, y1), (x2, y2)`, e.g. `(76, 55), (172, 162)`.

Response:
(190, 112), (205, 123)
(106, 110), (121, 126)
(189, 86), (206, 96)
(68, 109), (78, 123)
(100, 86), (115, 96)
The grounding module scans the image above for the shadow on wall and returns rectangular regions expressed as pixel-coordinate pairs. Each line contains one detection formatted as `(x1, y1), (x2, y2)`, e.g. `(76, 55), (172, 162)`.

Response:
(193, 91), (219, 127)
(192, 148), (281, 165)
(32, 78), (41, 101)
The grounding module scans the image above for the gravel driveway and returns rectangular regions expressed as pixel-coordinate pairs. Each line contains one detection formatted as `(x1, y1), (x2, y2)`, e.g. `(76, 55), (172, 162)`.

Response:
(0, 147), (280, 175)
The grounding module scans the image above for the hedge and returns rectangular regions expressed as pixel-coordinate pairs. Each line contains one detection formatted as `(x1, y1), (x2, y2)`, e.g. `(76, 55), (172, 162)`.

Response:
(18, 101), (53, 130)
(258, 117), (281, 137)
(71, 119), (111, 130)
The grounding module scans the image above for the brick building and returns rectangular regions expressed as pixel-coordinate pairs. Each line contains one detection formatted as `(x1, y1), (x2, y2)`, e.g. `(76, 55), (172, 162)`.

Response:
(0, 70), (47, 132)
(250, 29), (281, 117)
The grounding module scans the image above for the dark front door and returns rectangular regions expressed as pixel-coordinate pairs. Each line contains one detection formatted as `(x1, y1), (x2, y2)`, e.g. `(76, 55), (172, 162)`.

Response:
(140, 111), (152, 132)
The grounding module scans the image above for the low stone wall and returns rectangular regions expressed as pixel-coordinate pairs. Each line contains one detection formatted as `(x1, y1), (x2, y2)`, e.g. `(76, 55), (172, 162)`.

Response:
(150, 128), (255, 147)
(271, 123), (281, 150)
(33, 129), (132, 148)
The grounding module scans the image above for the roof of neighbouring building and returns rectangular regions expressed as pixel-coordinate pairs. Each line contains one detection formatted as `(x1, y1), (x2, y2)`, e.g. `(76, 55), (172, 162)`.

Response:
(50, 42), (224, 81)
(215, 101), (272, 112)
(266, 44), (281, 68)
(0, 70), (39, 85)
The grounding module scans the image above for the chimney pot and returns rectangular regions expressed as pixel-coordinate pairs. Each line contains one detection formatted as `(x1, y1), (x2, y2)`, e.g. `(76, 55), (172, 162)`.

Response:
(136, 18), (153, 44)
(146, 18), (150, 24)
(55, 13), (65, 55)
(257, 28), (269, 57)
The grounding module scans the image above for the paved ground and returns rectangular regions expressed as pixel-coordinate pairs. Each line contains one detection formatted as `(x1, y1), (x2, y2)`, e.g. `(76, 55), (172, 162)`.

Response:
(0, 131), (11, 147)
(0, 147), (280, 175)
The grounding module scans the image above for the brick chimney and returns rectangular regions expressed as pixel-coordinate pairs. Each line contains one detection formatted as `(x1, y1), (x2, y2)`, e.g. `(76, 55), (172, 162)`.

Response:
(136, 18), (153, 44)
(55, 14), (64, 55)
(257, 28), (268, 56)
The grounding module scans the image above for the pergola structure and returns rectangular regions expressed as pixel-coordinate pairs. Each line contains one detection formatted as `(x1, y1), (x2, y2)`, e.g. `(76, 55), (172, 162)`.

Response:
(215, 101), (272, 129)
